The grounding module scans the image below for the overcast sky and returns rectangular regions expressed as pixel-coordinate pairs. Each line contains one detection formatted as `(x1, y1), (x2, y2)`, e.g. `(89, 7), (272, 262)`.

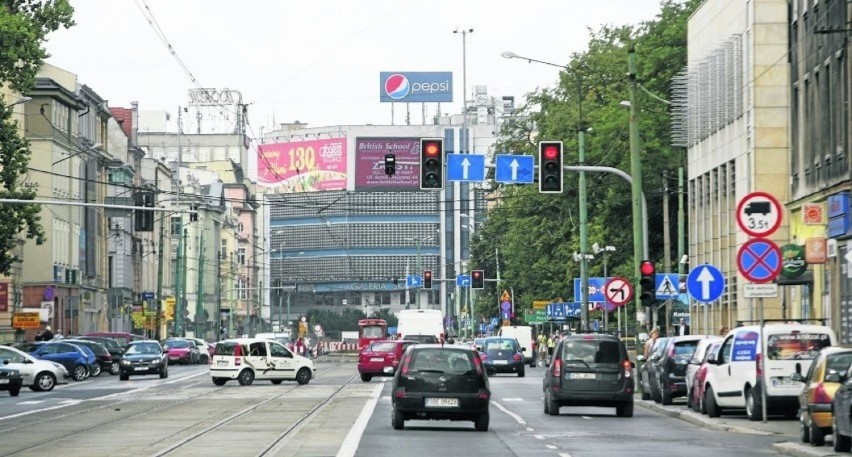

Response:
(45, 0), (664, 134)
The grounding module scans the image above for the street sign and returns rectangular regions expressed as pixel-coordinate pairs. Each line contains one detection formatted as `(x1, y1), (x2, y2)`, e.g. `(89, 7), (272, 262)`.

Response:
(546, 303), (566, 320)
(655, 273), (679, 299)
(564, 302), (582, 318)
(494, 155), (534, 184)
(456, 274), (471, 287)
(12, 312), (40, 329)
(406, 275), (423, 288)
(573, 277), (607, 302)
(686, 264), (725, 303)
(524, 309), (548, 323)
(532, 300), (550, 310)
(446, 153), (485, 182)
(743, 283), (779, 298)
(604, 277), (633, 307)
(736, 191), (783, 237)
(737, 238), (782, 284)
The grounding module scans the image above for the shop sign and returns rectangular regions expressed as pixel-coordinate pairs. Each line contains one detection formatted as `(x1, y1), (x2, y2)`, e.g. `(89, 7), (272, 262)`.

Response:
(780, 244), (807, 278)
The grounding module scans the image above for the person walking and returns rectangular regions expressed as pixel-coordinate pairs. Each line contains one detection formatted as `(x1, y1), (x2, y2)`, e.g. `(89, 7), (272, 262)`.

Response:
(643, 327), (659, 359)
(41, 325), (54, 341)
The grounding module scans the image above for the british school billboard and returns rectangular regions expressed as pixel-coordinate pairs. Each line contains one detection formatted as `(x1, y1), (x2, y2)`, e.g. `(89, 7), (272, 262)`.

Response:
(379, 72), (453, 103)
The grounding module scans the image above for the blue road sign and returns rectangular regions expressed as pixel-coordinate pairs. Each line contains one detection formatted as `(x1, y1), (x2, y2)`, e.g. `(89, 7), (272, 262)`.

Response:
(406, 275), (423, 288)
(686, 264), (725, 303)
(457, 274), (471, 287)
(495, 155), (534, 184)
(737, 238), (782, 284)
(574, 277), (607, 302)
(655, 273), (680, 299)
(564, 302), (582, 318)
(446, 153), (485, 182)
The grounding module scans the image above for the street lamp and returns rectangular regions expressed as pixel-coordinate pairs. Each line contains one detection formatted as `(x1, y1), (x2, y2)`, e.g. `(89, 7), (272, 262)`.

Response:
(454, 27), (473, 153)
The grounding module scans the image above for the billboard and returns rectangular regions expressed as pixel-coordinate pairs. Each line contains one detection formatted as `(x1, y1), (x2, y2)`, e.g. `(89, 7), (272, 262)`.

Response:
(257, 138), (347, 192)
(380, 72), (453, 103)
(355, 137), (421, 191)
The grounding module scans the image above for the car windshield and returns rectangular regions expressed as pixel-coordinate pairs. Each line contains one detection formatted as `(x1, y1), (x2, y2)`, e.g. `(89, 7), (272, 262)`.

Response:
(561, 339), (622, 365)
(409, 348), (473, 373)
(369, 342), (396, 353)
(126, 343), (160, 355)
(484, 339), (518, 353)
(164, 340), (188, 349)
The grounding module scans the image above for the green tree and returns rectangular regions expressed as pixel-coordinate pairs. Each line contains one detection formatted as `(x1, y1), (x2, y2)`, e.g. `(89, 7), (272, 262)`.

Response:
(0, 1), (75, 274)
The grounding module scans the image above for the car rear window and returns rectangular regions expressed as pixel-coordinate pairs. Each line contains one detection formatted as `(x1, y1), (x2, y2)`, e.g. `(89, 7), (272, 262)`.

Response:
(766, 333), (833, 360)
(215, 341), (240, 356)
(484, 339), (519, 353)
(673, 341), (699, 356)
(369, 342), (397, 353)
(409, 348), (473, 372)
(561, 339), (622, 364)
(165, 340), (189, 348)
(825, 352), (852, 379)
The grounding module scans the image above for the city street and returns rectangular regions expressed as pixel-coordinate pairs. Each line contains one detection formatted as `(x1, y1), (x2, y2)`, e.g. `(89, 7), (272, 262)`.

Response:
(0, 356), (826, 457)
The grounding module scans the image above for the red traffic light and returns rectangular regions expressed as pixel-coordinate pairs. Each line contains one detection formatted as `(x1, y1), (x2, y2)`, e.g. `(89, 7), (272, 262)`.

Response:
(542, 145), (559, 160)
(423, 141), (441, 157)
(640, 260), (655, 276)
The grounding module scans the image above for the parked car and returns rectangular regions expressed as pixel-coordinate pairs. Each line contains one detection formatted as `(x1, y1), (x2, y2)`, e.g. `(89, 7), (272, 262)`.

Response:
(161, 338), (201, 365)
(831, 362), (852, 452)
(543, 333), (635, 417)
(187, 337), (215, 363)
(210, 338), (314, 386)
(357, 339), (418, 381)
(390, 343), (490, 431)
(690, 340), (723, 414)
(647, 335), (704, 405)
(702, 323), (836, 420)
(118, 340), (168, 381)
(28, 341), (94, 382)
(75, 336), (124, 374)
(685, 337), (722, 410)
(480, 336), (526, 377)
(84, 332), (145, 348)
(638, 337), (670, 401)
(0, 365), (23, 396)
(794, 346), (852, 446)
(0, 344), (69, 391)
(63, 339), (113, 377)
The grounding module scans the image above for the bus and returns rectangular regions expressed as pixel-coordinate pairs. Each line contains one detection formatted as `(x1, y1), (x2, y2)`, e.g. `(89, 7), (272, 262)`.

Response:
(357, 318), (388, 350)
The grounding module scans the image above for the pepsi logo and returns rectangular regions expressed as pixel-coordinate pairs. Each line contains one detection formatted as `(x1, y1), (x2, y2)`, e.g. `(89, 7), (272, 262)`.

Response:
(384, 74), (410, 100)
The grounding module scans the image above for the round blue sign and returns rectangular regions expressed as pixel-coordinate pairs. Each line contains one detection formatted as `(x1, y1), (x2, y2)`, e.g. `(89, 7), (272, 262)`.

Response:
(500, 301), (511, 312)
(686, 264), (726, 303)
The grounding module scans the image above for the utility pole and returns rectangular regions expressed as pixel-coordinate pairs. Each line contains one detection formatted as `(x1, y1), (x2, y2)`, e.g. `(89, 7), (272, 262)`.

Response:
(195, 230), (205, 338)
(628, 46), (646, 330)
(663, 171), (672, 335)
(155, 219), (165, 341)
(677, 166), (686, 328)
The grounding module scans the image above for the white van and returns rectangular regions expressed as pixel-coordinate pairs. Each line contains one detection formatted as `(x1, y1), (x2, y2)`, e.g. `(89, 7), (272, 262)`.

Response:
(701, 323), (836, 420)
(396, 309), (444, 344)
(210, 338), (315, 386)
(497, 325), (535, 367)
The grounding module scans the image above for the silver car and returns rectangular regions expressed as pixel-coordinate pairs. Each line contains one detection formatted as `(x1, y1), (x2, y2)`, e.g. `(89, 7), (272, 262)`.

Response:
(0, 344), (70, 391)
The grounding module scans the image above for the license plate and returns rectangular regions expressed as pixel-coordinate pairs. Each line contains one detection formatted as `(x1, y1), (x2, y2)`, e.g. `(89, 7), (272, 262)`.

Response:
(370, 357), (384, 362)
(425, 397), (459, 408)
(771, 378), (803, 388)
(569, 373), (596, 380)
(0, 379), (8, 384)
(134, 367), (148, 371)
(492, 360), (508, 365)
(217, 360), (228, 367)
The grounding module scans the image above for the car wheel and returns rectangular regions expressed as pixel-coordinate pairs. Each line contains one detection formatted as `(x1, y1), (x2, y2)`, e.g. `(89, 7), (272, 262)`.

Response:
(834, 415), (852, 452)
(91, 364), (101, 377)
(160, 365), (168, 379)
(474, 411), (489, 431)
(810, 421), (825, 446)
(651, 378), (662, 403)
(745, 387), (762, 421)
(546, 390), (559, 416)
(391, 402), (405, 430)
(705, 386), (720, 418)
(686, 389), (694, 410)
(237, 369), (254, 386)
(200, 354), (209, 364)
(296, 367), (312, 385)
(72, 365), (88, 382)
(660, 378), (673, 405)
(518, 368), (525, 378)
(616, 402), (634, 418)
(801, 418), (811, 443)
(9, 385), (21, 396)
(699, 393), (707, 414)
(212, 377), (227, 386)
(543, 391), (550, 414)
(110, 364), (120, 376)
(119, 373), (129, 381)
(360, 373), (372, 382)
(641, 386), (651, 401)
(33, 372), (56, 392)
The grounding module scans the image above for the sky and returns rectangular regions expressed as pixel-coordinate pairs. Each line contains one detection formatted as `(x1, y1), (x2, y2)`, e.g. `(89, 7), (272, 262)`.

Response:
(44, 0), (665, 136)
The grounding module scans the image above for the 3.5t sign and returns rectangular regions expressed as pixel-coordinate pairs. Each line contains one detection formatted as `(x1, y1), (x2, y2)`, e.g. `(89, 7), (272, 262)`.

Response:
(736, 191), (782, 237)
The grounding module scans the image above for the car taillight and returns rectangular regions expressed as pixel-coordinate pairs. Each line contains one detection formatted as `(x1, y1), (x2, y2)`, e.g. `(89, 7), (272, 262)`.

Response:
(552, 358), (562, 378)
(623, 360), (632, 378)
(105, 354), (112, 361)
(235, 357), (241, 366)
(513, 354), (522, 362)
(473, 355), (484, 375)
(755, 353), (763, 378)
(813, 383), (833, 404)
(478, 392), (490, 400)
(400, 355), (412, 375)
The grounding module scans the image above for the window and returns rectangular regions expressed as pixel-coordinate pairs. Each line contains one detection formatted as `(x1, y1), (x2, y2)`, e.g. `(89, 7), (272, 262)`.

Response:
(171, 217), (181, 236)
(270, 342), (290, 358)
(237, 248), (246, 265)
(237, 278), (248, 300)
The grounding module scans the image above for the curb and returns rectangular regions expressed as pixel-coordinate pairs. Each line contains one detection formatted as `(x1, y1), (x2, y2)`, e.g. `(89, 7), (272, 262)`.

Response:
(636, 399), (773, 435)
(770, 442), (843, 457)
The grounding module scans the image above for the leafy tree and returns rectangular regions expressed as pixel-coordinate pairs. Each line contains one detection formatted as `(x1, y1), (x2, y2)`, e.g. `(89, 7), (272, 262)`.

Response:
(0, 1), (75, 274)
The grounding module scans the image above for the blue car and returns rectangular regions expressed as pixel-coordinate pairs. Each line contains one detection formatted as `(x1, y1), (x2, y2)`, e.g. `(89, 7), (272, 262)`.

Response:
(28, 341), (95, 381)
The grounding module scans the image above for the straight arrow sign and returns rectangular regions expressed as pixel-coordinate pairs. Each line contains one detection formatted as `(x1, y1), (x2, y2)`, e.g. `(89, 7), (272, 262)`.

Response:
(461, 157), (470, 179)
(686, 264), (725, 303)
(510, 159), (519, 181)
(697, 267), (713, 300)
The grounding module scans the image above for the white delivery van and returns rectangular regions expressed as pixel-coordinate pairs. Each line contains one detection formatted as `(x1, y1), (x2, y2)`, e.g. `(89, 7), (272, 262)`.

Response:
(498, 325), (535, 367)
(396, 309), (444, 344)
(702, 323), (836, 420)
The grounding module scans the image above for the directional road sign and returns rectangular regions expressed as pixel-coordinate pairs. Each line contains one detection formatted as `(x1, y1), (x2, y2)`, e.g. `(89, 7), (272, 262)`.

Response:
(655, 273), (680, 299)
(446, 153), (485, 182)
(495, 155), (534, 184)
(604, 277), (633, 307)
(737, 238), (782, 284)
(686, 264), (725, 303)
(574, 277), (607, 302)
(406, 275), (422, 288)
(457, 274), (471, 287)
(736, 191), (783, 237)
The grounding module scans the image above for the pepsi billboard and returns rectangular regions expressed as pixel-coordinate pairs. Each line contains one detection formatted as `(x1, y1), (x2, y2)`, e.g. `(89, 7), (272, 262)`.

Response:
(380, 72), (453, 103)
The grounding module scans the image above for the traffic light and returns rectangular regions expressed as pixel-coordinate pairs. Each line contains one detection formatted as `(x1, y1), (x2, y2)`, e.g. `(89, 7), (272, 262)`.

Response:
(420, 138), (444, 190)
(639, 260), (656, 308)
(538, 141), (563, 193)
(384, 153), (396, 176)
(423, 270), (432, 289)
(471, 270), (484, 289)
(134, 191), (155, 232)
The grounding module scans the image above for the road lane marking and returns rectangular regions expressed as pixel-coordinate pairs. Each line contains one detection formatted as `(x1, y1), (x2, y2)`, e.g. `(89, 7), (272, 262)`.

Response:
(336, 381), (383, 457)
(15, 401), (44, 405)
(559, 453), (573, 457)
(535, 434), (545, 440)
(546, 445), (557, 449)
(501, 397), (523, 401)
(582, 416), (592, 419)
(492, 400), (527, 426)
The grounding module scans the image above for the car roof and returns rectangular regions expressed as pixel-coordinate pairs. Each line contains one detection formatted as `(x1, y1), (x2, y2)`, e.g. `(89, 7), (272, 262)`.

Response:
(561, 333), (622, 341)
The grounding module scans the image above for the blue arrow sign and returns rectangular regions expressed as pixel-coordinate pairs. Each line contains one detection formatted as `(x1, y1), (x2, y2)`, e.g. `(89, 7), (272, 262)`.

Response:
(686, 264), (725, 303)
(564, 302), (582, 318)
(655, 273), (680, 299)
(406, 275), (423, 288)
(446, 153), (485, 182)
(457, 274), (471, 287)
(574, 277), (607, 302)
(495, 155), (534, 184)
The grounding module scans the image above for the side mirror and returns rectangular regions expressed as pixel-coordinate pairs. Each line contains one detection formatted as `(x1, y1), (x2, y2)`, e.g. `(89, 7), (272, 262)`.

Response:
(791, 372), (806, 382)
(521, 347), (527, 352)
(825, 372), (841, 383)
(650, 353), (661, 361)
(636, 355), (646, 362)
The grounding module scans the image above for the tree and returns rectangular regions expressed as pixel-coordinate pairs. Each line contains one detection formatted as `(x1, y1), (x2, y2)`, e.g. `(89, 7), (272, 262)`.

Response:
(0, 1), (75, 274)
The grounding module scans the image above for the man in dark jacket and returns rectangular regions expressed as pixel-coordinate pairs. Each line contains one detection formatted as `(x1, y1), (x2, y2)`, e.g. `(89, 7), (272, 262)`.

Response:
(41, 325), (54, 341)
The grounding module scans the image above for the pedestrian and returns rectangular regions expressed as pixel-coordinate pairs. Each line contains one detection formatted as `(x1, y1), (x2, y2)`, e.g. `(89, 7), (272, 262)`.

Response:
(54, 328), (64, 340)
(41, 325), (54, 341)
(295, 337), (305, 357)
(678, 318), (690, 336)
(643, 327), (659, 359)
(547, 333), (556, 357)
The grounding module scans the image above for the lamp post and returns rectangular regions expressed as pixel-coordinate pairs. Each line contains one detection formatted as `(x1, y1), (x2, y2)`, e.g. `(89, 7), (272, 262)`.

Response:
(454, 28), (473, 153)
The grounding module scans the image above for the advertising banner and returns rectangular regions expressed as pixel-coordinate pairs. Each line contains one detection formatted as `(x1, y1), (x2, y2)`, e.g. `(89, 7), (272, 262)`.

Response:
(355, 137), (421, 191)
(0, 282), (7, 312)
(379, 72), (453, 103)
(12, 312), (40, 329)
(257, 138), (347, 192)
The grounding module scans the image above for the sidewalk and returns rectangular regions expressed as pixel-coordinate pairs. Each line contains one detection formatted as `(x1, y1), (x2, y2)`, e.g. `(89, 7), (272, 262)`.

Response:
(637, 399), (842, 457)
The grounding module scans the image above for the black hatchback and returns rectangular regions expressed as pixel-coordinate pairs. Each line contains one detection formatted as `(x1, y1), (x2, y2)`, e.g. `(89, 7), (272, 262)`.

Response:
(391, 344), (490, 431)
(543, 333), (635, 417)
(118, 341), (167, 381)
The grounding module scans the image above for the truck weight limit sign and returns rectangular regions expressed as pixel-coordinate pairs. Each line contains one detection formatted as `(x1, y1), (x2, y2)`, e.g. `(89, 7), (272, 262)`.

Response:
(736, 191), (782, 237)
